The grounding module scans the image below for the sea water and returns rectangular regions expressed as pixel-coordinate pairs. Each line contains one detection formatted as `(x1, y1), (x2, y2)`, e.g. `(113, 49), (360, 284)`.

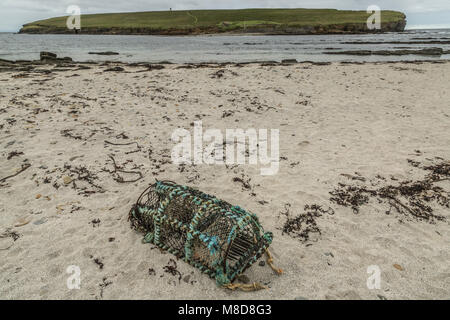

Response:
(0, 29), (449, 63)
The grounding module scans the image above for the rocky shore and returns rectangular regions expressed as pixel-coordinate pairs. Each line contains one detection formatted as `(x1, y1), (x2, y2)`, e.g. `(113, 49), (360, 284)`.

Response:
(19, 21), (406, 35)
(2, 51), (450, 77)
(325, 48), (450, 56)
(2, 48), (450, 70)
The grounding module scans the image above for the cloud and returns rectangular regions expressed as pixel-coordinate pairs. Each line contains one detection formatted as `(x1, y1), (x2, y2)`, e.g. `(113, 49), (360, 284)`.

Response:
(1, 0), (450, 31)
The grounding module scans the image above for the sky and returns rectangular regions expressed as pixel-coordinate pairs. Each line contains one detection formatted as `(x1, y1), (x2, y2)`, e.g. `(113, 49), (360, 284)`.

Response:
(1, 0), (449, 32)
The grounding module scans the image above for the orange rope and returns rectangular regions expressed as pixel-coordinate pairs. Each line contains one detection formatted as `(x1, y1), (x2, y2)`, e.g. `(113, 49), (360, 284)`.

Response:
(224, 282), (267, 291)
(224, 249), (282, 292)
(266, 249), (283, 275)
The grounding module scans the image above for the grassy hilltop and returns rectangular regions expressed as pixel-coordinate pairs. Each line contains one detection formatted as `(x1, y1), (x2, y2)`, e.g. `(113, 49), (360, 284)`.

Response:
(20, 8), (407, 35)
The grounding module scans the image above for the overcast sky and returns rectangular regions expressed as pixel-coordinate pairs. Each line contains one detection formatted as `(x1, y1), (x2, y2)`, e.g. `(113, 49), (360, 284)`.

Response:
(1, 0), (449, 32)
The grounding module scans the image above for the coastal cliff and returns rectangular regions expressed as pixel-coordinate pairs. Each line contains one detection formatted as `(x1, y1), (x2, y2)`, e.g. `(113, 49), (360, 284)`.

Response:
(19, 8), (407, 35)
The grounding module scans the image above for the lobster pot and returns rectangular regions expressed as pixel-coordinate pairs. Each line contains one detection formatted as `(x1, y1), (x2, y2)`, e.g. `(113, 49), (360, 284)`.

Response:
(129, 180), (273, 286)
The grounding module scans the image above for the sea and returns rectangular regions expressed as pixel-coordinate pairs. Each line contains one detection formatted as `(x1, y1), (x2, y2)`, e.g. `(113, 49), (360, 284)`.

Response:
(0, 29), (449, 63)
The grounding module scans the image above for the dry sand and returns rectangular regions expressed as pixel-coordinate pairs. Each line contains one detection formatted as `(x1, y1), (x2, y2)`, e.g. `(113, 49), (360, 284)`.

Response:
(0, 61), (449, 299)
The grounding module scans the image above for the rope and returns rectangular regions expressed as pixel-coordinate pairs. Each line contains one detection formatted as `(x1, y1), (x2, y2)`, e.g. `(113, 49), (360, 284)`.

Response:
(224, 249), (282, 292)
(223, 282), (267, 292)
(266, 249), (283, 275)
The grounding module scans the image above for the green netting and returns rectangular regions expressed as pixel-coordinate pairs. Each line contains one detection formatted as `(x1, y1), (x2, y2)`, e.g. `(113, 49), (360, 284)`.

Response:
(129, 180), (273, 286)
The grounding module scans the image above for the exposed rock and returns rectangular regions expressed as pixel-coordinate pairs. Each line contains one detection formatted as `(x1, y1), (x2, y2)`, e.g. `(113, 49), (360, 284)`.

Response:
(132, 63), (165, 71)
(308, 61), (332, 66)
(40, 51), (57, 60)
(0, 58), (15, 66)
(40, 52), (73, 63)
(325, 48), (444, 56)
(88, 51), (119, 56)
(104, 66), (125, 72)
(342, 40), (450, 45)
(281, 59), (298, 64)
(76, 65), (91, 70)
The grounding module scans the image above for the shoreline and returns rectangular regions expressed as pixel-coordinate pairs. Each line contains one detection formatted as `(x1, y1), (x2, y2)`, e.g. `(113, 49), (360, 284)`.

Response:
(4, 29), (450, 66)
(18, 26), (406, 36)
(2, 55), (450, 68)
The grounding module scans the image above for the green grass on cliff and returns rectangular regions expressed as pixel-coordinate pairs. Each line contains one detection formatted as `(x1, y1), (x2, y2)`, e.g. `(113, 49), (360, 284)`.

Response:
(21, 8), (406, 31)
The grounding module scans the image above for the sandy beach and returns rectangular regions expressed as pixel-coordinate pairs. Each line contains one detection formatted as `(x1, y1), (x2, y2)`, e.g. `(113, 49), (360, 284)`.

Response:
(0, 60), (449, 299)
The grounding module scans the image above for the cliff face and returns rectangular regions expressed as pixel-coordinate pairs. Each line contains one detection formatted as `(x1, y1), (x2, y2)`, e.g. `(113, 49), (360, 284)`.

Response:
(19, 19), (407, 35)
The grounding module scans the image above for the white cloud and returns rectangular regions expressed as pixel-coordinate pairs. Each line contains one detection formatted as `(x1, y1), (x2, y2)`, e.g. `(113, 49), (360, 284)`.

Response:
(1, 0), (449, 31)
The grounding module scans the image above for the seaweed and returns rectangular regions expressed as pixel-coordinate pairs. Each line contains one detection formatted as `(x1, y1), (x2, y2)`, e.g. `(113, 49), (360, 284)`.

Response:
(62, 164), (104, 196)
(104, 155), (143, 183)
(6, 151), (24, 160)
(330, 159), (449, 223)
(163, 258), (182, 283)
(282, 204), (335, 242)
(0, 229), (20, 242)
